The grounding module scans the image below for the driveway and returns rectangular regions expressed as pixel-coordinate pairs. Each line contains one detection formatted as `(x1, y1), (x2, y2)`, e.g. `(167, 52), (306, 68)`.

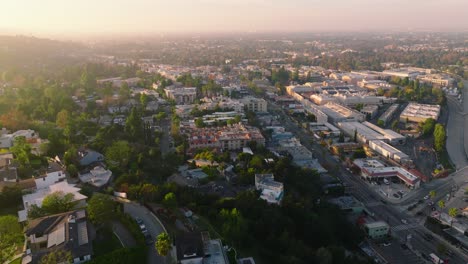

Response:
(122, 201), (169, 264)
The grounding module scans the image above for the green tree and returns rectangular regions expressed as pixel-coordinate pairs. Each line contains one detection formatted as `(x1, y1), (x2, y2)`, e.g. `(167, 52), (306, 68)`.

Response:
(219, 208), (247, 246)
(155, 232), (171, 256)
(118, 82), (131, 102)
(391, 120), (399, 131)
(377, 119), (385, 127)
(140, 93), (149, 108)
(449, 207), (458, 218)
(429, 190), (436, 199)
(195, 117), (205, 128)
(125, 108), (143, 140)
(41, 191), (77, 215)
(163, 192), (177, 209)
(39, 250), (72, 264)
(0, 215), (23, 263)
(433, 123), (446, 152)
(10, 136), (31, 166)
(56, 109), (70, 129)
(63, 146), (78, 166)
(66, 164), (78, 177)
(420, 118), (436, 136)
(105, 140), (132, 168)
(438, 200), (445, 210)
(87, 193), (117, 225)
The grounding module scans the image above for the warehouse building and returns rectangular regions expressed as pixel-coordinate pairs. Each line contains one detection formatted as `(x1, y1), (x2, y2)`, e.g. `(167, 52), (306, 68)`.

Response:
(378, 104), (399, 126)
(400, 103), (441, 123)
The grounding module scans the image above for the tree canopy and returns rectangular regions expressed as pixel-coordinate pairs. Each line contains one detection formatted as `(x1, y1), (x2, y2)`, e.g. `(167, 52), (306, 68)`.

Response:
(0, 215), (24, 263)
(87, 193), (117, 225)
(155, 232), (171, 256)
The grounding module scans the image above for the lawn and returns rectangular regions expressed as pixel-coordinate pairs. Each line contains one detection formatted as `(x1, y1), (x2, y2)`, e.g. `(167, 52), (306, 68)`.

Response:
(9, 257), (22, 264)
(93, 227), (123, 257)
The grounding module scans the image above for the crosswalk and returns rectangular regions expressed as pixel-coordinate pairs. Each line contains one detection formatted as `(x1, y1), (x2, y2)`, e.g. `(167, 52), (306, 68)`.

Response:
(392, 223), (420, 232)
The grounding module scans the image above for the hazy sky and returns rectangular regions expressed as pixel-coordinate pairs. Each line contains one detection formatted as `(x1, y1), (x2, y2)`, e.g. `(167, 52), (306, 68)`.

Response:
(1, 0), (467, 37)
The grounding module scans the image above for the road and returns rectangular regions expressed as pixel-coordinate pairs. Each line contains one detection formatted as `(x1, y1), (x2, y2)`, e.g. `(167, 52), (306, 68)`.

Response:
(446, 93), (468, 169)
(267, 100), (468, 263)
(123, 201), (169, 264)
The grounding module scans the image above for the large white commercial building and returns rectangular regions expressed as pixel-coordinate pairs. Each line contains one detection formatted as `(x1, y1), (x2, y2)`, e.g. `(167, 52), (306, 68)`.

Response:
(400, 103), (441, 123)
(337, 121), (405, 145)
(368, 140), (410, 164)
(417, 74), (454, 87)
(321, 103), (366, 124)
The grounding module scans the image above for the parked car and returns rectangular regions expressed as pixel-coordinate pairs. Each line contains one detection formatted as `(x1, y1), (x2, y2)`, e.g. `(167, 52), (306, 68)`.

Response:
(383, 179), (390, 185)
(401, 219), (408, 224)
(144, 233), (153, 245)
(424, 195), (430, 200)
(382, 242), (391, 247)
(135, 217), (143, 225)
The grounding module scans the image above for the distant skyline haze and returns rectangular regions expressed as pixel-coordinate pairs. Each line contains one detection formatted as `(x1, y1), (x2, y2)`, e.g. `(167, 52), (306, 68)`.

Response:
(1, 0), (467, 38)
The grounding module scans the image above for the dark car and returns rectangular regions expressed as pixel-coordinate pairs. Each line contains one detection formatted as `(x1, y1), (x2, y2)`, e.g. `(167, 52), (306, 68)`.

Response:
(144, 233), (153, 245)
(135, 217), (144, 225)
(400, 243), (408, 250)
(393, 193), (400, 198)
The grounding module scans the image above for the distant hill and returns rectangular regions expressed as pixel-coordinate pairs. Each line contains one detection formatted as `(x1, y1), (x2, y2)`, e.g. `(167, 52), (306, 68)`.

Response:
(0, 35), (88, 71)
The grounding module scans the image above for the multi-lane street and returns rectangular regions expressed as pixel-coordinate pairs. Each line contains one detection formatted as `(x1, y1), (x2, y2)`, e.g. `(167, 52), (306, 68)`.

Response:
(267, 100), (468, 263)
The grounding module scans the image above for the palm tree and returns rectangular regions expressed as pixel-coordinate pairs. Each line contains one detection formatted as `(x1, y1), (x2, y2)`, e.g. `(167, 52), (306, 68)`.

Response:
(449, 207), (459, 227)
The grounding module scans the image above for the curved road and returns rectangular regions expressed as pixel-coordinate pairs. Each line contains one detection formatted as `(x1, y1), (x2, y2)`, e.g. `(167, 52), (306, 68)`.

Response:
(121, 200), (169, 264)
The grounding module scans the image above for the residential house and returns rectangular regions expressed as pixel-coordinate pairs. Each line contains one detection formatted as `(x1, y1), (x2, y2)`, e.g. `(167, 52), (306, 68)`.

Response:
(78, 166), (112, 188)
(23, 210), (94, 264)
(255, 174), (284, 204)
(18, 181), (87, 222)
(0, 153), (17, 182)
(176, 231), (229, 264)
(78, 149), (104, 167)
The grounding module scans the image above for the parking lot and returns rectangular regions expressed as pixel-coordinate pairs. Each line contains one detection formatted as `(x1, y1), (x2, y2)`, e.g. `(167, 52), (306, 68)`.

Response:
(365, 176), (416, 202)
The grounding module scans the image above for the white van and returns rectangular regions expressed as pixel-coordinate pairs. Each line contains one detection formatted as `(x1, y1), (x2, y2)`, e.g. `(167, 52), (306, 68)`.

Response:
(383, 178), (390, 185)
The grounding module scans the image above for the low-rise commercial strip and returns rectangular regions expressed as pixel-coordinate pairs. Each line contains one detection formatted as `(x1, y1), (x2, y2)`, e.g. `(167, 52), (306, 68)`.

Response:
(353, 159), (421, 188)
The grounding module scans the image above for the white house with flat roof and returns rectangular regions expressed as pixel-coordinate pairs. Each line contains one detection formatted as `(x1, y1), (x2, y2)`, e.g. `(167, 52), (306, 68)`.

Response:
(18, 181), (87, 222)
(255, 174), (284, 204)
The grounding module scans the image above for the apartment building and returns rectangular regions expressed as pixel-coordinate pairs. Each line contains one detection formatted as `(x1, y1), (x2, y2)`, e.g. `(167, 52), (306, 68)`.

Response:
(187, 124), (265, 153)
(241, 97), (268, 113)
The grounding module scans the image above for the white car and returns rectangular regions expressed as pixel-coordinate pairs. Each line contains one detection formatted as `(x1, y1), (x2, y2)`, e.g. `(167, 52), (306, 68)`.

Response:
(401, 219), (408, 224)
(424, 195), (430, 200)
